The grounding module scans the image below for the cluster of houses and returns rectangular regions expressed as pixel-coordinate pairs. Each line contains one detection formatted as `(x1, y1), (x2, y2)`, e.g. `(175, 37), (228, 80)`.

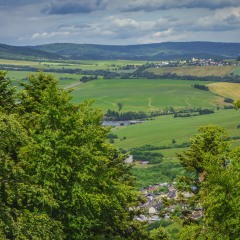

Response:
(134, 182), (203, 223)
(155, 58), (239, 68)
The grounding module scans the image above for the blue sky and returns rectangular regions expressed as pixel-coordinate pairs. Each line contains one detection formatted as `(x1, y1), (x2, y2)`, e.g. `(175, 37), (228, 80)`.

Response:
(1, 0), (240, 46)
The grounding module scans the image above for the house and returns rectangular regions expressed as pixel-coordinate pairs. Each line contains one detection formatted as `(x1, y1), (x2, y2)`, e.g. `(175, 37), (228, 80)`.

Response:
(149, 207), (157, 214)
(124, 155), (133, 164)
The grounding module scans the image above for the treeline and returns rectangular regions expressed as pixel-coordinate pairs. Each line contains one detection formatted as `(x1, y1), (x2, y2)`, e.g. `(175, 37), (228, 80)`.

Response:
(191, 84), (209, 91)
(174, 108), (214, 118)
(130, 149), (163, 164)
(0, 64), (121, 77)
(80, 75), (98, 82)
(104, 107), (215, 121)
(130, 143), (191, 152)
(128, 142), (192, 165)
(105, 109), (148, 120)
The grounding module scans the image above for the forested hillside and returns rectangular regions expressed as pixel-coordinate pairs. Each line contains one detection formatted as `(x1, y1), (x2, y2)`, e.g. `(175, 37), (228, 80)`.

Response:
(0, 42), (239, 60)
(29, 42), (240, 60)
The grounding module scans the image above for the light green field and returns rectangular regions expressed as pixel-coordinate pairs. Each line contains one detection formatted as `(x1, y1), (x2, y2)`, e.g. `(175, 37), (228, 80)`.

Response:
(0, 58), (147, 71)
(112, 109), (240, 150)
(71, 79), (221, 112)
(5, 71), (81, 88)
(233, 66), (240, 75)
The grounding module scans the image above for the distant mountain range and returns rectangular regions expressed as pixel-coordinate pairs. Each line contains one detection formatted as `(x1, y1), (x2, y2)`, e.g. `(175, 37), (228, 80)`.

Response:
(0, 42), (239, 61)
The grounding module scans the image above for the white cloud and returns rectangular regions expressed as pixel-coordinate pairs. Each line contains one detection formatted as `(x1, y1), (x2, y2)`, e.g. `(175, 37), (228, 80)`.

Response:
(196, 7), (240, 31)
(32, 31), (71, 39)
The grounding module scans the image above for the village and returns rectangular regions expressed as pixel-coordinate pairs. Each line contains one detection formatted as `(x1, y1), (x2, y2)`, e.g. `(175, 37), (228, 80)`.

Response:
(134, 181), (203, 223)
(155, 57), (239, 68)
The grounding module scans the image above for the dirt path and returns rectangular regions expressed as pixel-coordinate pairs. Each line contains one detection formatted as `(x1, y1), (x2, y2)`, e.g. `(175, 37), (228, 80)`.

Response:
(64, 82), (82, 90)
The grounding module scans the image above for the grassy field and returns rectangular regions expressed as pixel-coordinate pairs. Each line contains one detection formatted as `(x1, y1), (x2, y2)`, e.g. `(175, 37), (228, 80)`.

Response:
(112, 109), (240, 150)
(71, 78), (221, 112)
(147, 65), (236, 77)
(0, 58), (147, 71)
(233, 66), (240, 75)
(208, 82), (240, 100)
(5, 71), (81, 88)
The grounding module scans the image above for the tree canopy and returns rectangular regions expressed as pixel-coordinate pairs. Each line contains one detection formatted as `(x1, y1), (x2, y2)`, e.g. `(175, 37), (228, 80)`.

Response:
(0, 72), (146, 239)
(178, 125), (240, 240)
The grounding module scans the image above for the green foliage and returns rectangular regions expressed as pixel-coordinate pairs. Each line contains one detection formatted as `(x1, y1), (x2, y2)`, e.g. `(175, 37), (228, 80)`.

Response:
(178, 125), (240, 239)
(192, 84), (209, 91)
(132, 162), (185, 189)
(0, 70), (16, 113)
(224, 97), (234, 103)
(177, 125), (230, 175)
(234, 99), (240, 109)
(0, 72), (144, 239)
(0, 113), (64, 239)
(149, 227), (170, 240)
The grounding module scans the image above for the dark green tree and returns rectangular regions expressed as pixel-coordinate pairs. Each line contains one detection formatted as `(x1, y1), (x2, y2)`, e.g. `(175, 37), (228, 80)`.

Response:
(16, 72), (145, 239)
(0, 113), (64, 239)
(178, 125), (240, 240)
(117, 102), (123, 112)
(0, 71), (16, 113)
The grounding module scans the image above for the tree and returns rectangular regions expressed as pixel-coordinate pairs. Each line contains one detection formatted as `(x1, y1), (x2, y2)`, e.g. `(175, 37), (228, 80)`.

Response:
(0, 70), (16, 113)
(15, 72), (144, 239)
(178, 125), (240, 239)
(177, 125), (230, 179)
(0, 113), (64, 239)
(149, 227), (170, 240)
(117, 102), (123, 112)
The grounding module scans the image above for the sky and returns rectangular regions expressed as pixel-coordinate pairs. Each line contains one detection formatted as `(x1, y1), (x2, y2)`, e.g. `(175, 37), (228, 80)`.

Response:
(0, 0), (240, 46)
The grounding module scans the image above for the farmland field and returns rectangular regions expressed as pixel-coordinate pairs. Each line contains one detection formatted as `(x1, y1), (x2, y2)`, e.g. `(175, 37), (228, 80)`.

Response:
(71, 78), (222, 112)
(112, 109), (240, 150)
(208, 82), (240, 100)
(147, 65), (236, 77)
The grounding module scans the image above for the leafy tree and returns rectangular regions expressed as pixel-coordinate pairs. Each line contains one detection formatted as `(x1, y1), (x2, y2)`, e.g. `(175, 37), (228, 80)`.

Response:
(178, 125), (240, 239)
(0, 71), (16, 113)
(0, 113), (64, 239)
(117, 102), (123, 112)
(149, 227), (170, 240)
(16, 72), (145, 239)
(177, 125), (230, 178)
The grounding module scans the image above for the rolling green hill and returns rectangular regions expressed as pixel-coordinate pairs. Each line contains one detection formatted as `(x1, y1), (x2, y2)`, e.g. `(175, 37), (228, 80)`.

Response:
(30, 42), (240, 60)
(0, 44), (63, 60)
(0, 41), (239, 61)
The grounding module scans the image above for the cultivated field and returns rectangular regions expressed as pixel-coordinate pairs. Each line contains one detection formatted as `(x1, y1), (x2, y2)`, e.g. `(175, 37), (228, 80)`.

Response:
(208, 82), (240, 100)
(147, 65), (236, 77)
(71, 79), (222, 112)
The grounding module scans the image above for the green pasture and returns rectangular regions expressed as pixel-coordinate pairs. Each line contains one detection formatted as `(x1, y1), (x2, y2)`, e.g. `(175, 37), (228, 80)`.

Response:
(233, 66), (240, 75)
(71, 78), (221, 112)
(5, 71), (81, 89)
(0, 58), (147, 72)
(112, 109), (240, 150)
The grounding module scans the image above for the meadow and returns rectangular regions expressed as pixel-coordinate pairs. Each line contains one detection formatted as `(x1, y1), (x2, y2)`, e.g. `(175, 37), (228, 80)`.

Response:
(71, 78), (221, 112)
(112, 109), (240, 150)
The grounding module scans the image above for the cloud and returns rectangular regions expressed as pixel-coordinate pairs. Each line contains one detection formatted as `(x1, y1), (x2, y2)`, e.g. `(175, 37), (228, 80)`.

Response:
(43, 0), (107, 14)
(195, 7), (240, 31)
(121, 0), (240, 12)
(32, 31), (71, 39)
